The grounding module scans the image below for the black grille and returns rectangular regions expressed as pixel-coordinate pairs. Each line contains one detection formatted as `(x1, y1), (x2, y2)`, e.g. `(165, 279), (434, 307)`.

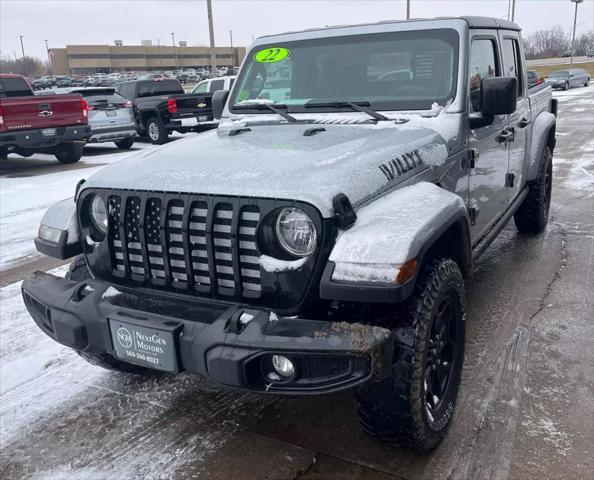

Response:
(106, 193), (262, 298)
(296, 356), (350, 380)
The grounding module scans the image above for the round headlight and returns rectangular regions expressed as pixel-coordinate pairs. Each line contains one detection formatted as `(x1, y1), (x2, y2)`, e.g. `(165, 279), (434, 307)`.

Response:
(275, 207), (317, 257)
(89, 195), (108, 234)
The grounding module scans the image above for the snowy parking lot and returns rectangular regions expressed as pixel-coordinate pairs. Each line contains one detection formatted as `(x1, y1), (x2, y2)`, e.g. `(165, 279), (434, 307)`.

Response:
(1, 85), (593, 479)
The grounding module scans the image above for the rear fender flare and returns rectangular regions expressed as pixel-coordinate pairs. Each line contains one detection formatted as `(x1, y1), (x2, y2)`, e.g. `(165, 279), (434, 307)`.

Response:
(525, 111), (556, 183)
(140, 109), (164, 129)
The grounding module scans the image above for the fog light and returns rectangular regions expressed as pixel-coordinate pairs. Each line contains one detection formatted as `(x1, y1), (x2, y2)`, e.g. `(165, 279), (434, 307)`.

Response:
(271, 355), (295, 378)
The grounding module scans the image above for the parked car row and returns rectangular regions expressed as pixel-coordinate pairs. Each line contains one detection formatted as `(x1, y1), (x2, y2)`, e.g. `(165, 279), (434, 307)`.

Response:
(1, 73), (230, 163)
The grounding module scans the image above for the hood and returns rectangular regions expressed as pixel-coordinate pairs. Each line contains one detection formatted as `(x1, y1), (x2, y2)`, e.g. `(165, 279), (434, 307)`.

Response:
(83, 118), (454, 217)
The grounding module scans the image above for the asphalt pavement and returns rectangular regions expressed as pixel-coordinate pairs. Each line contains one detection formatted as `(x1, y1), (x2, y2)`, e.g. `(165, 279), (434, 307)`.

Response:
(0, 86), (593, 480)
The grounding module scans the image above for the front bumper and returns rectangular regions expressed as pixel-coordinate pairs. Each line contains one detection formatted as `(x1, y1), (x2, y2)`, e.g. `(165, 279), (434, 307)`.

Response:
(0, 125), (91, 149)
(167, 115), (215, 130)
(22, 271), (393, 395)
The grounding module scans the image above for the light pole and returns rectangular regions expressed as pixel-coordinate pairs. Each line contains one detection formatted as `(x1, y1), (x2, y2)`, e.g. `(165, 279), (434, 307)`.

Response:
(206, 0), (217, 74)
(19, 35), (26, 76)
(171, 32), (178, 70)
(570, 0), (583, 64)
(229, 29), (235, 67)
(406, 0), (410, 19)
(511, 0), (516, 22)
(157, 38), (164, 70)
(45, 40), (53, 76)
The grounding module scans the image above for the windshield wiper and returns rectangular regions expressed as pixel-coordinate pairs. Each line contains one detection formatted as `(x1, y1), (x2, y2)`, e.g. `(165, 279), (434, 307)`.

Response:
(233, 103), (297, 123)
(304, 101), (390, 122)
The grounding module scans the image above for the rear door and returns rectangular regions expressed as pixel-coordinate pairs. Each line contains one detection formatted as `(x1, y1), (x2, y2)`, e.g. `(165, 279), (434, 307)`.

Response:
(467, 34), (509, 240)
(500, 33), (528, 202)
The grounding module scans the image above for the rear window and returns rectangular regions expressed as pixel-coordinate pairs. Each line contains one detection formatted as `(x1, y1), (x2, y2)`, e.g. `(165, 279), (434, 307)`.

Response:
(0, 77), (33, 97)
(82, 92), (128, 108)
(209, 79), (225, 93)
(137, 80), (184, 97)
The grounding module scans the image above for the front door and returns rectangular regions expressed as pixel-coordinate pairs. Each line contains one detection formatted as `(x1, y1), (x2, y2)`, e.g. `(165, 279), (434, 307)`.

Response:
(500, 34), (528, 202)
(467, 34), (509, 242)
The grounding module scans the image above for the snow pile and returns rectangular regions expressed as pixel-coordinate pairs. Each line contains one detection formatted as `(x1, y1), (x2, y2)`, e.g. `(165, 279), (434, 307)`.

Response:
(259, 255), (307, 273)
(101, 286), (121, 299)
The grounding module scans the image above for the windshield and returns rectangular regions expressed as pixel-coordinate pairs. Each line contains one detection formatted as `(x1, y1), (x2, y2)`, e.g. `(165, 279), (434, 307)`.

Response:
(230, 29), (459, 113)
(549, 71), (569, 78)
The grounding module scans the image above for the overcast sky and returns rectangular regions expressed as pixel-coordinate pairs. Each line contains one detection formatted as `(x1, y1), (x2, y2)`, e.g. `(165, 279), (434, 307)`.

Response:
(1, 0), (593, 60)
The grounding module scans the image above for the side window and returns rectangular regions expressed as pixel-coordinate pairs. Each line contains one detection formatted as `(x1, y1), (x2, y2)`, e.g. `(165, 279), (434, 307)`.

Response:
(502, 38), (523, 97)
(118, 84), (135, 100)
(193, 81), (209, 93)
(469, 39), (498, 113)
(209, 79), (224, 93)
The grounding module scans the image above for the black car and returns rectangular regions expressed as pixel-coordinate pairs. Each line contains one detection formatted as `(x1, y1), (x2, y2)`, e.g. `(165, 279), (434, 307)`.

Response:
(114, 78), (214, 143)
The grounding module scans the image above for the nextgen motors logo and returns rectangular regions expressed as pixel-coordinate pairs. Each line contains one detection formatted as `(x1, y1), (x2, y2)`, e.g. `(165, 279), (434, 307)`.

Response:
(115, 325), (166, 354)
(116, 327), (133, 348)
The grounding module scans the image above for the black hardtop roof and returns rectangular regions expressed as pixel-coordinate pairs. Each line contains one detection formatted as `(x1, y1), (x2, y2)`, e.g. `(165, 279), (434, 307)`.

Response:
(258, 16), (521, 40)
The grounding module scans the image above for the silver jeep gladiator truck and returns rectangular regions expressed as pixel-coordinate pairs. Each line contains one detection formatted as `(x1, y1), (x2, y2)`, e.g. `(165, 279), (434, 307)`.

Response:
(23, 16), (557, 451)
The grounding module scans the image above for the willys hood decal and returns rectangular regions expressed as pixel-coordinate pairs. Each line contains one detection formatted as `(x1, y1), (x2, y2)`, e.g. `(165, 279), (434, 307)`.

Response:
(83, 121), (451, 217)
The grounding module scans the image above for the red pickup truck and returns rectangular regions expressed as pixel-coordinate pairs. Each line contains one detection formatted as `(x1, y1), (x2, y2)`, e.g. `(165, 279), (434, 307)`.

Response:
(0, 74), (91, 163)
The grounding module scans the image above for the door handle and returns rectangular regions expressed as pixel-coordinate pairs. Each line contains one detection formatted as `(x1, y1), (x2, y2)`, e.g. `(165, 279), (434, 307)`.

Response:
(518, 118), (530, 129)
(498, 127), (515, 143)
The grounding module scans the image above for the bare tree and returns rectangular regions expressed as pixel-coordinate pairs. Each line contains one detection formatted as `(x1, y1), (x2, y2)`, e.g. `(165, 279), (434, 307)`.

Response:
(0, 55), (47, 76)
(573, 30), (594, 56)
(523, 26), (570, 59)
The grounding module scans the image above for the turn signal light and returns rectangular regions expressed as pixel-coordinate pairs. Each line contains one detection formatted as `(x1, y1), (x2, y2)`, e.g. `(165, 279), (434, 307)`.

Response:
(396, 258), (418, 284)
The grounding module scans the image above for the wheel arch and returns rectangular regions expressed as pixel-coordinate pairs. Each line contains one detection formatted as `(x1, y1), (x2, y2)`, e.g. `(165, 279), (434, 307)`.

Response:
(525, 111), (556, 183)
(320, 183), (471, 303)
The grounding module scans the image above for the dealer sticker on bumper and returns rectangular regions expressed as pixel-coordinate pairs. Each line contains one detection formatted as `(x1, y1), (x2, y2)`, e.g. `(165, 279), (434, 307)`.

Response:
(109, 319), (178, 372)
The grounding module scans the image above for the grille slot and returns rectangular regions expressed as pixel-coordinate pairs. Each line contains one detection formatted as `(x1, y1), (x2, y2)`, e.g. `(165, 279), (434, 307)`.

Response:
(106, 194), (262, 298)
(125, 196), (145, 276)
(166, 200), (187, 285)
(108, 196), (124, 272)
(239, 206), (261, 293)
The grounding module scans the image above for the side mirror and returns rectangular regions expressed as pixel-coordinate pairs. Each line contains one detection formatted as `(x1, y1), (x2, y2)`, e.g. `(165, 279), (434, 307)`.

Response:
(212, 89), (230, 120)
(481, 76), (517, 116)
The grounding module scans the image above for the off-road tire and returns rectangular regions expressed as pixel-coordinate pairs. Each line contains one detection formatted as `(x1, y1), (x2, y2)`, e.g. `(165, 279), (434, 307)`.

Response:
(55, 143), (84, 164)
(146, 117), (168, 144)
(66, 255), (155, 375)
(514, 146), (552, 234)
(356, 258), (466, 452)
(0, 147), (8, 160)
(114, 137), (135, 149)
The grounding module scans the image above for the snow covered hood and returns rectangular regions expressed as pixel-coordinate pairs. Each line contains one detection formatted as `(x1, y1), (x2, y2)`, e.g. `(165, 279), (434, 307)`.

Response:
(82, 118), (455, 217)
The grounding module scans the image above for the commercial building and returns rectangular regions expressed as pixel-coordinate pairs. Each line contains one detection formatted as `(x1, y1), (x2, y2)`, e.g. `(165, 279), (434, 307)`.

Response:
(50, 44), (246, 74)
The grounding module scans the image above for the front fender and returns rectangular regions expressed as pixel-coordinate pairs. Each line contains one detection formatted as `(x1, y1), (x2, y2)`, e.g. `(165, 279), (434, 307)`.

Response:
(34, 197), (82, 260)
(525, 111), (556, 183)
(320, 182), (468, 303)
